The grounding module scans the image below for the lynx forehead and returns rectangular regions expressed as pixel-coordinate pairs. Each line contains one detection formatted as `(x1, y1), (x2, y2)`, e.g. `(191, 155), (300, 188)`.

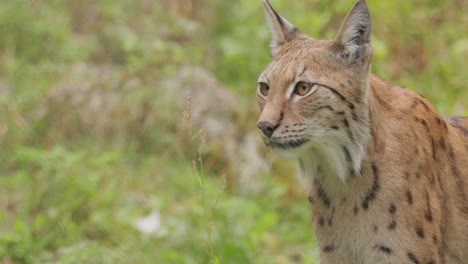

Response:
(256, 0), (468, 263)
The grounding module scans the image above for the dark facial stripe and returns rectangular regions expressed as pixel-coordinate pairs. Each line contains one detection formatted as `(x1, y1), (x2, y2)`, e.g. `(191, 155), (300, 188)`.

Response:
(311, 105), (335, 113)
(318, 84), (355, 110)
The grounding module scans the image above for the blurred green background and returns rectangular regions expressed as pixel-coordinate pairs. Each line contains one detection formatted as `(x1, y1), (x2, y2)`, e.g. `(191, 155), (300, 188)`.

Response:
(0, 0), (466, 263)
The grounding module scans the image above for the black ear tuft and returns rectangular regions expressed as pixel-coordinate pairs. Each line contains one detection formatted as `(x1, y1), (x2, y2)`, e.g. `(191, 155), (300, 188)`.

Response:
(262, 0), (301, 56)
(333, 0), (371, 62)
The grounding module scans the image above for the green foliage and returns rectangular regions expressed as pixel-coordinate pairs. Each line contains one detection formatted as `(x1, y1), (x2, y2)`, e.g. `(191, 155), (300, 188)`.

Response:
(208, 0), (467, 112)
(0, 0), (466, 263)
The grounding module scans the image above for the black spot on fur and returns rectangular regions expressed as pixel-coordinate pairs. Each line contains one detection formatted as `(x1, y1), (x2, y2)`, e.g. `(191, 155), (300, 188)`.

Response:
(373, 224), (378, 232)
(328, 218), (333, 226)
(389, 204), (396, 214)
(362, 163), (380, 210)
(406, 190), (413, 205)
(420, 119), (429, 129)
(439, 138), (446, 150)
(353, 206), (359, 215)
(388, 220), (397, 230)
(343, 119), (350, 128)
(416, 227), (425, 238)
(432, 234), (438, 244)
(352, 112), (359, 122)
(407, 252), (420, 264)
(346, 129), (355, 145)
(315, 179), (331, 208)
(319, 217), (325, 226)
(323, 245), (335, 253)
(431, 138), (436, 160)
(375, 244), (392, 254)
(425, 191), (433, 222)
(331, 125), (339, 130)
(307, 195), (314, 204)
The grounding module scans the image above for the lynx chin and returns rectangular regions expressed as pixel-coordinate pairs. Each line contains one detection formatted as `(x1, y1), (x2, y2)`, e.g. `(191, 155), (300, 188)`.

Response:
(256, 0), (468, 263)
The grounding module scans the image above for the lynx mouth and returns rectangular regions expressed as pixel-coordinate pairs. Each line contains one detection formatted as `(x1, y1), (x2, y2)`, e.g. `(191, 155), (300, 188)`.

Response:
(265, 138), (310, 149)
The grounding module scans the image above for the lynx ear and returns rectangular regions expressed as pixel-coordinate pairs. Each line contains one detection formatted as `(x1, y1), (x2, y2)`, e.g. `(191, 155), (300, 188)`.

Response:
(333, 0), (371, 63)
(262, 0), (300, 56)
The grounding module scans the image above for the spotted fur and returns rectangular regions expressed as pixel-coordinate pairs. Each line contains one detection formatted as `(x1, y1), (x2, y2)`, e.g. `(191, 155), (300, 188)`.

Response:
(257, 1), (468, 263)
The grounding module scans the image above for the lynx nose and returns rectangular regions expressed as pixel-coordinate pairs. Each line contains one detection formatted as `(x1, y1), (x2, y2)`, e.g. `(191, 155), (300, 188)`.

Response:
(257, 121), (276, 137)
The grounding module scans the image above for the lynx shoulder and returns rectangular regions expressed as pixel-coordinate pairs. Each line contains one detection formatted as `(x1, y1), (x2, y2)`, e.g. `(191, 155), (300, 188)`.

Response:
(256, 1), (468, 263)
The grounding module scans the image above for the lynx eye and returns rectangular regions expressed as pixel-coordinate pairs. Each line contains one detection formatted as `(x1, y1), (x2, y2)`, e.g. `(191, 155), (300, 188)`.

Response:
(258, 82), (270, 97)
(295, 82), (315, 96)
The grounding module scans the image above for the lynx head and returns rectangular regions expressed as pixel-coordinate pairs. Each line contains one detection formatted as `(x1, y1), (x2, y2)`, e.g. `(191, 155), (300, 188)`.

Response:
(257, 0), (373, 181)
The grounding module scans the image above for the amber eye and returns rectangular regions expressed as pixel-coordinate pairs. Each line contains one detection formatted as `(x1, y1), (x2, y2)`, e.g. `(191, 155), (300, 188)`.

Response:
(258, 82), (270, 97)
(295, 82), (315, 96)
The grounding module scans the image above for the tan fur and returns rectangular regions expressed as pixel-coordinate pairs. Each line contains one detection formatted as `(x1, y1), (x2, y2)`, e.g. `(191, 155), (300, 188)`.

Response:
(257, 1), (468, 263)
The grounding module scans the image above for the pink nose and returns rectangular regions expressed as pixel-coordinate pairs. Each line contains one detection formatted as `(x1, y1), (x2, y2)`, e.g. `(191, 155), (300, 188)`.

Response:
(257, 121), (275, 137)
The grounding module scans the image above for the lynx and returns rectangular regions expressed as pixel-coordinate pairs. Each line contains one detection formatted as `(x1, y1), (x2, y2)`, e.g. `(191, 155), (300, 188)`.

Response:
(256, 0), (468, 263)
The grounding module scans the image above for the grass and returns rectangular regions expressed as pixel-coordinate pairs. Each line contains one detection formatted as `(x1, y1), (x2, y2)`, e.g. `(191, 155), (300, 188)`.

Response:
(0, 0), (467, 263)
